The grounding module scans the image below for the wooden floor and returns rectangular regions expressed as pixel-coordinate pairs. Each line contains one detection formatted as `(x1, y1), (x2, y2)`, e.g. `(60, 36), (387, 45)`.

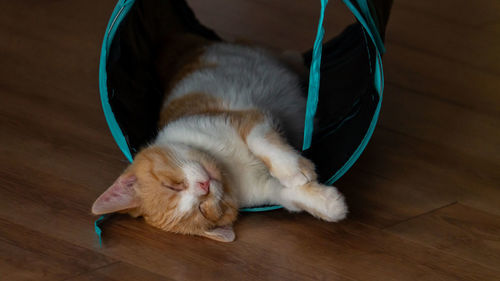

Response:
(1, 0), (499, 280)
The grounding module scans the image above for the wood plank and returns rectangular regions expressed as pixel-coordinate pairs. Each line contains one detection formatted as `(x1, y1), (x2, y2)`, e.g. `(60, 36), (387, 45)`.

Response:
(0, 85), (127, 191)
(0, 168), (112, 249)
(383, 45), (500, 118)
(385, 5), (500, 76)
(0, 0), (114, 103)
(350, 126), (500, 218)
(380, 83), (500, 211)
(0, 241), (76, 281)
(0, 121), (125, 195)
(396, 0), (500, 27)
(234, 212), (500, 281)
(0, 84), (115, 151)
(0, 218), (113, 281)
(335, 164), (456, 228)
(0, 218), (112, 269)
(99, 216), (355, 281)
(483, 22), (500, 34)
(379, 83), (500, 164)
(64, 262), (172, 281)
(337, 82), (500, 222)
(386, 203), (500, 271)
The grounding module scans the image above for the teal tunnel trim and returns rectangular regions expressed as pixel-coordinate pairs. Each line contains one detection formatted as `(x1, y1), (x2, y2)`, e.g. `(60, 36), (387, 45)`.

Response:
(302, 0), (328, 151)
(99, 0), (135, 163)
(325, 0), (385, 185)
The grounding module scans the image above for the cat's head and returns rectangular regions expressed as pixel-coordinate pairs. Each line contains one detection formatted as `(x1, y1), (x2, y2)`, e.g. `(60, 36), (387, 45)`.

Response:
(91, 144), (238, 242)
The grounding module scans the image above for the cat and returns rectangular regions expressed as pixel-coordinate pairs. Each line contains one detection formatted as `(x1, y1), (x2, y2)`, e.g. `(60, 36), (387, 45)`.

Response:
(92, 35), (347, 242)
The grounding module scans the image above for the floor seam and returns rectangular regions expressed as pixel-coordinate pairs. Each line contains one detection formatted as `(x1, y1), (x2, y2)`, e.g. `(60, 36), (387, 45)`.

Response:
(381, 201), (458, 230)
(59, 261), (121, 281)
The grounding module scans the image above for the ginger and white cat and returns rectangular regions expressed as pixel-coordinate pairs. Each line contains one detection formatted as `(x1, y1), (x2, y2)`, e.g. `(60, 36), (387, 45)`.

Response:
(92, 39), (347, 242)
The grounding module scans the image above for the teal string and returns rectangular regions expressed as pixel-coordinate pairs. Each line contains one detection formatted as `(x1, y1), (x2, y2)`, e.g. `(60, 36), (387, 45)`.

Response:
(94, 215), (109, 247)
(240, 205), (283, 212)
(303, 0), (328, 151)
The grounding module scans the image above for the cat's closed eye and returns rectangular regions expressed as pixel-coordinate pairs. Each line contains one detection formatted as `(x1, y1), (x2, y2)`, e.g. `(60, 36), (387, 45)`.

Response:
(161, 182), (185, 192)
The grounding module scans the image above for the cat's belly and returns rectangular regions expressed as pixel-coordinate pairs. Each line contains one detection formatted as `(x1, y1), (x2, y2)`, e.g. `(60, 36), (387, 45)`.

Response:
(220, 151), (279, 207)
(181, 130), (279, 207)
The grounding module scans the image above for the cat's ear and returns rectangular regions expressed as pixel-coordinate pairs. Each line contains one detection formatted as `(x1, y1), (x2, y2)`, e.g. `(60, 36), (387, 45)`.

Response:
(91, 174), (140, 215)
(202, 225), (235, 242)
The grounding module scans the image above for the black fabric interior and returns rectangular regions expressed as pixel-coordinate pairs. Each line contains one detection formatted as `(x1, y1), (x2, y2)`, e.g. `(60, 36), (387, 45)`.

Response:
(302, 24), (379, 182)
(106, 0), (220, 154)
(105, 0), (380, 181)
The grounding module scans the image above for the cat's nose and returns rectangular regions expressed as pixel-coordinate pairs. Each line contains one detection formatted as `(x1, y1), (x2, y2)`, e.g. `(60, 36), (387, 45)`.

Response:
(198, 180), (210, 194)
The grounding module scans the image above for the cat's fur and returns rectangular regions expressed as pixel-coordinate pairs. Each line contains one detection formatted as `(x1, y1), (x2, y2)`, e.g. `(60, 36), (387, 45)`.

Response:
(92, 37), (347, 242)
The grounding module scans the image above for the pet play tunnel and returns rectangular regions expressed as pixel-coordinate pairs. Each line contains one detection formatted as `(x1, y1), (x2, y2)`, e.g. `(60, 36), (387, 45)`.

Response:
(99, 0), (391, 211)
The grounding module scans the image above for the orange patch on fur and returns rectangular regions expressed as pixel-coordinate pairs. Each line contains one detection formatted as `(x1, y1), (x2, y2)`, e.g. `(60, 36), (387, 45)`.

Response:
(160, 92), (266, 146)
(159, 93), (223, 126)
(259, 155), (273, 171)
(229, 109), (265, 141)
